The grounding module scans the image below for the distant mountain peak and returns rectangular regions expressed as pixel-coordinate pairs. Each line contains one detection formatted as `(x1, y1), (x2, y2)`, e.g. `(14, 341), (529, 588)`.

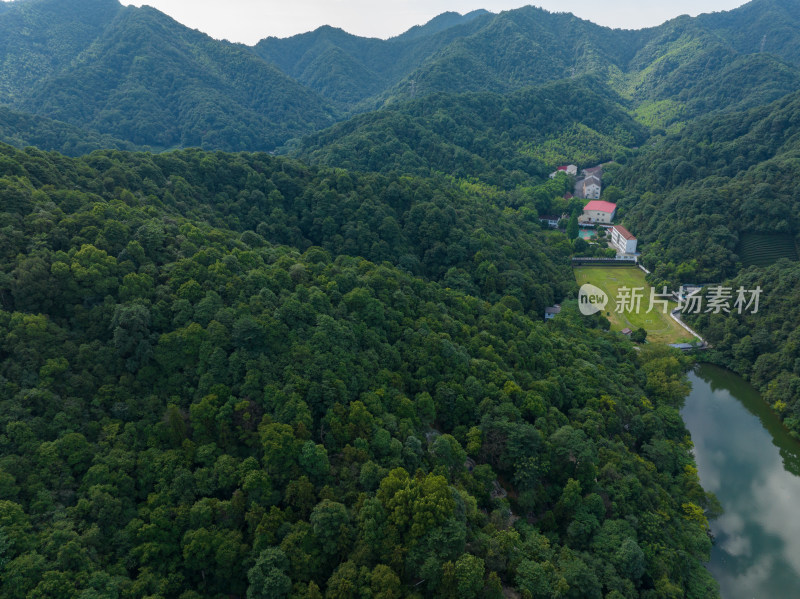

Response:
(393, 9), (492, 41)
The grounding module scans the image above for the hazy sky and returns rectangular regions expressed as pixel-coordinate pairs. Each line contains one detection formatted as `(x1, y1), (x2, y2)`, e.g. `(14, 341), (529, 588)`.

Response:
(123, 0), (748, 44)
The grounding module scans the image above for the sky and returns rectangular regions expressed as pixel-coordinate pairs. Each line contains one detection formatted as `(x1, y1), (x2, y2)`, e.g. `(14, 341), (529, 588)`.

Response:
(120, 0), (750, 44)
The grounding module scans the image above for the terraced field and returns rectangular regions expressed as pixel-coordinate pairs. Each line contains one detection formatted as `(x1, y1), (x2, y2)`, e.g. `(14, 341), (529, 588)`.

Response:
(738, 233), (798, 267)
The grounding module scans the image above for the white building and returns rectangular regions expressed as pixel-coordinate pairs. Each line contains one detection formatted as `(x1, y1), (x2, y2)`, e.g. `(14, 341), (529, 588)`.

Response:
(610, 225), (637, 254)
(549, 164), (578, 178)
(582, 175), (601, 199)
(580, 200), (617, 224)
(539, 213), (566, 228)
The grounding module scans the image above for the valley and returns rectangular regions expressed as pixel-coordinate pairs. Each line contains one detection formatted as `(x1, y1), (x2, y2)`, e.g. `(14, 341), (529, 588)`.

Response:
(1, 0), (800, 597)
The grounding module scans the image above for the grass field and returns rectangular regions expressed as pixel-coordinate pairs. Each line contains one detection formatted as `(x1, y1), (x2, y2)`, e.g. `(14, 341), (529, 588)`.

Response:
(574, 266), (696, 344)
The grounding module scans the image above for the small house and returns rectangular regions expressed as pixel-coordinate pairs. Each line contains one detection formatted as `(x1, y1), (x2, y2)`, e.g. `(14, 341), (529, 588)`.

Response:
(669, 343), (696, 351)
(549, 164), (578, 178)
(544, 305), (561, 320)
(539, 213), (566, 228)
(583, 165), (603, 177)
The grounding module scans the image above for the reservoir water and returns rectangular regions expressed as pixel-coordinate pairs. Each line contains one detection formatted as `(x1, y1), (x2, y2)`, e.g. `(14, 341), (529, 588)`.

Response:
(682, 364), (800, 598)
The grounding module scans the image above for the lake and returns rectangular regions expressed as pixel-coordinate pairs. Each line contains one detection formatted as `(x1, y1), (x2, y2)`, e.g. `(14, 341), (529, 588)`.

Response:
(682, 363), (800, 598)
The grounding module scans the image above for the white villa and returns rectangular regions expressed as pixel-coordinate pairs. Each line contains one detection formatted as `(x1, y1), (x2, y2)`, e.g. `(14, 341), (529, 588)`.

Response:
(580, 200), (616, 224)
(610, 224), (637, 254)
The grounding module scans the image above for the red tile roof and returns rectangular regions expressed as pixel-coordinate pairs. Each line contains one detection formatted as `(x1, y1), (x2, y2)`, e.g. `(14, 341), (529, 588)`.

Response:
(612, 224), (636, 240)
(583, 200), (617, 213)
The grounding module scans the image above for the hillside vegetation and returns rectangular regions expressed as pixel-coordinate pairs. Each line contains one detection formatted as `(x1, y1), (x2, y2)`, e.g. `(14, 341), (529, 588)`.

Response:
(0, 106), (141, 155)
(615, 89), (800, 286)
(3, 0), (800, 154)
(291, 78), (646, 188)
(610, 55), (800, 441)
(7, 0), (800, 596)
(0, 143), (719, 597)
(0, 0), (335, 151)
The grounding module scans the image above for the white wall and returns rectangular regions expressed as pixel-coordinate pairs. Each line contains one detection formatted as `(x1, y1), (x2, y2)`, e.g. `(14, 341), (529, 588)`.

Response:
(611, 229), (637, 253)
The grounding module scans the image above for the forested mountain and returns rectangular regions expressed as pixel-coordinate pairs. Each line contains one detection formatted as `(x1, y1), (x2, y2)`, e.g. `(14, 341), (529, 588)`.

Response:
(614, 14), (800, 130)
(3, 0), (800, 154)
(0, 0), (122, 103)
(256, 0), (800, 121)
(610, 86), (800, 440)
(0, 0), (335, 151)
(6, 1), (800, 596)
(695, 0), (800, 63)
(254, 6), (639, 112)
(252, 12), (496, 110)
(615, 89), (800, 286)
(370, 7), (638, 106)
(253, 26), (395, 109)
(393, 10), (490, 41)
(290, 78), (646, 187)
(0, 143), (719, 597)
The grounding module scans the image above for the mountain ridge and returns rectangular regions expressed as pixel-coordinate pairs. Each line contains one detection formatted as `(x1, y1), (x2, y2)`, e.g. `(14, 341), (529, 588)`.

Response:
(391, 9), (491, 41)
(3, 0), (800, 155)
(0, 0), (336, 151)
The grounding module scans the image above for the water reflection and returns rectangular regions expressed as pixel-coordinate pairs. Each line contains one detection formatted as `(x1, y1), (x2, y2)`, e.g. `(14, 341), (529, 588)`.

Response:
(683, 364), (800, 599)
(705, 368), (800, 477)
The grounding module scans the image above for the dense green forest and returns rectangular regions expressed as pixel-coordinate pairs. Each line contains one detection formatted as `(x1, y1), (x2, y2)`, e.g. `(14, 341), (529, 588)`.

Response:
(3, 0), (800, 154)
(0, 107), (141, 156)
(8, 0), (800, 596)
(0, 145), (576, 311)
(290, 79), (645, 187)
(611, 89), (800, 287)
(0, 143), (718, 597)
(0, 0), (335, 151)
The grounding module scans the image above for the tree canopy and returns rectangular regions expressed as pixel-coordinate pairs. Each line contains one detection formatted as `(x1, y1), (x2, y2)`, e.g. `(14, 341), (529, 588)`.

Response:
(0, 143), (718, 597)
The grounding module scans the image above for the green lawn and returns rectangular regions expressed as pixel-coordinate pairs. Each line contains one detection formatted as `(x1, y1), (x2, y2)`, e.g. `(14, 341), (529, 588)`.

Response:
(574, 266), (696, 344)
